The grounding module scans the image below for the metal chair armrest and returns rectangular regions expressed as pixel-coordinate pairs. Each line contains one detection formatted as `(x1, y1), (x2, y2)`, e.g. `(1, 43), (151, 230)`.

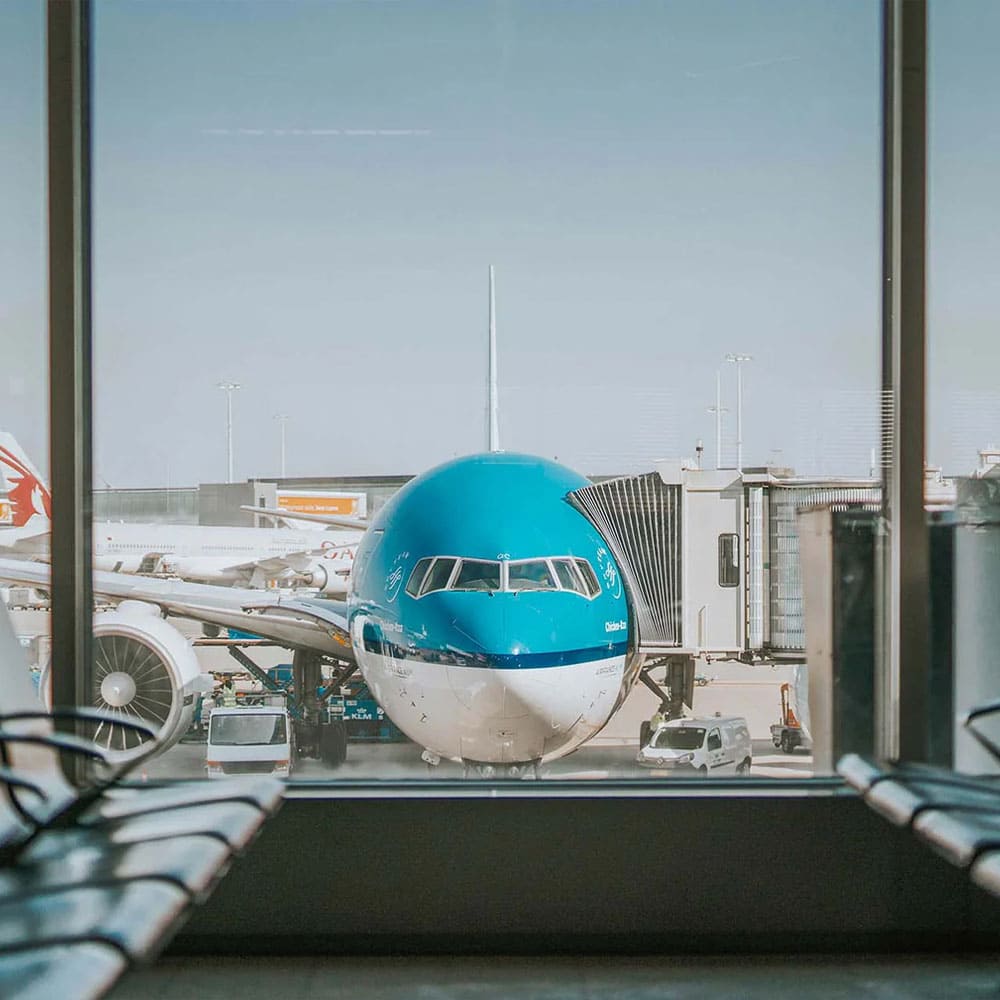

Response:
(963, 699), (1000, 766)
(0, 765), (48, 801)
(0, 708), (158, 742)
(0, 729), (110, 765)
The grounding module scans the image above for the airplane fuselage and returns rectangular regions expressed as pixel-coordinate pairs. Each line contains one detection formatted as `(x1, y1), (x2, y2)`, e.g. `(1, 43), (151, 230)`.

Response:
(12, 523), (358, 587)
(348, 453), (641, 765)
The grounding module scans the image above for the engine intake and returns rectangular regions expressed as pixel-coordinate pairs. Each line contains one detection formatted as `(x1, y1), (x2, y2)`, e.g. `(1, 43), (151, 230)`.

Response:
(299, 561), (350, 596)
(40, 601), (205, 762)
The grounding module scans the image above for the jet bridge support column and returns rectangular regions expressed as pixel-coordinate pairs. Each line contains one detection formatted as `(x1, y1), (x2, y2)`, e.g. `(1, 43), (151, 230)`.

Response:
(665, 655), (696, 720)
(638, 654), (697, 746)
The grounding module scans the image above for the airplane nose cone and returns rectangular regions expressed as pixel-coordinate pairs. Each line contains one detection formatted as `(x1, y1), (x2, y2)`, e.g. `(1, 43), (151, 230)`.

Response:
(433, 595), (623, 761)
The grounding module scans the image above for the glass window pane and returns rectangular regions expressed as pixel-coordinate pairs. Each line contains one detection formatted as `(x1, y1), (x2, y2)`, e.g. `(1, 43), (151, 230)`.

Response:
(420, 558), (457, 596)
(552, 559), (584, 595)
(508, 560), (557, 592)
(82, 0), (881, 785)
(451, 559), (500, 592)
(574, 559), (601, 598)
(928, 2), (1000, 767)
(1, 0), (49, 720)
(406, 558), (433, 598)
(718, 534), (739, 588)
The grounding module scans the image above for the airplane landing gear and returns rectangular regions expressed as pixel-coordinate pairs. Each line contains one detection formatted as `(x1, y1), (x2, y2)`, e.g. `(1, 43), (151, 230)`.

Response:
(319, 720), (348, 766)
(461, 759), (540, 779)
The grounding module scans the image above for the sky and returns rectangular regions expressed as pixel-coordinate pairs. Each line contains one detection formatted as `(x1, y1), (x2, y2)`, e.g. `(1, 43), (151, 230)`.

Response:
(2, 0), (998, 487)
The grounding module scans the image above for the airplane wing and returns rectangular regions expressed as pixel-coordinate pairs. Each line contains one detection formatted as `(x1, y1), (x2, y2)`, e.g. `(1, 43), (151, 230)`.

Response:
(240, 504), (369, 531)
(0, 526), (51, 554)
(0, 556), (354, 661)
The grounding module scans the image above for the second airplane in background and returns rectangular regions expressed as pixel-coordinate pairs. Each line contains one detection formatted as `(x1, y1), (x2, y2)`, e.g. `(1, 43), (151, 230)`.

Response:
(0, 433), (361, 595)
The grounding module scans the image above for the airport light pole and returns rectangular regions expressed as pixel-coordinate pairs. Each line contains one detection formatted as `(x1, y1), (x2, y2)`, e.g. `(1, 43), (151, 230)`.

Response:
(706, 370), (729, 470)
(275, 413), (289, 478)
(725, 353), (753, 473)
(217, 381), (241, 483)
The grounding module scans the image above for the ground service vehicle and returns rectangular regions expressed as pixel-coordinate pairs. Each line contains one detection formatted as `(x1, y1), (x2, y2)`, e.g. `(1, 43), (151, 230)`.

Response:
(636, 715), (752, 775)
(206, 705), (294, 778)
(770, 681), (812, 754)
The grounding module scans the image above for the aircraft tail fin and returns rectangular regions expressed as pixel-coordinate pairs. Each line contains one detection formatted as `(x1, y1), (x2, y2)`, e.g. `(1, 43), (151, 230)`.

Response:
(488, 264), (500, 452)
(0, 433), (52, 530)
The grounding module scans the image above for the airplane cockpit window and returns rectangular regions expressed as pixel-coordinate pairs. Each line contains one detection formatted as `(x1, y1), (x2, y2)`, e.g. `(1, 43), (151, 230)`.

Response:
(419, 557), (458, 596)
(409, 556), (599, 597)
(405, 558), (434, 598)
(574, 559), (602, 598)
(450, 559), (501, 592)
(507, 559), (558, 592)
(551, 558), (587, 596)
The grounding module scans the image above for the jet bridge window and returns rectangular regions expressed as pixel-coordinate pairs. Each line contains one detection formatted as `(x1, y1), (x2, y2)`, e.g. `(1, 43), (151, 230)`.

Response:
(718, 533), (739, 588)
(419, 557), (458, 596)
(507, 559), (557, 592)
(450, 559), (501, 592)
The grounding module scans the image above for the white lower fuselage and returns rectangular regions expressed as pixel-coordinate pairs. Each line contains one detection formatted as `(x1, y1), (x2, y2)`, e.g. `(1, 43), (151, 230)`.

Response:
(356, 640), (627, 763)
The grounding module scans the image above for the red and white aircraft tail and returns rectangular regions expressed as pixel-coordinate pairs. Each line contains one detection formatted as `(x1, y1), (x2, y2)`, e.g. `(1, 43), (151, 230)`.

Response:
(0, 433), (51, 533)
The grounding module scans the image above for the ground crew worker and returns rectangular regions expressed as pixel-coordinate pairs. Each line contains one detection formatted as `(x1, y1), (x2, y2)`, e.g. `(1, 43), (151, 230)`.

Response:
(649, 705), (666, 731)
(220, 674), (238, 708)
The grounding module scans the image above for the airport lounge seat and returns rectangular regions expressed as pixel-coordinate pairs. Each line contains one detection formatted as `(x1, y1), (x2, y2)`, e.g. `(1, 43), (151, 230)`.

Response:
(0, 710), (284, 818)
(838, 702), (1000, 900)
(0, 786), (192, 997)
(0, 607), (284, 997)
(0, 740), (268, 992)
(0, 749), (233, 915)
(838, 755), (1000, 828)
(0, 943), (127, 1000)
(0, 718), (277, 853)
(0, 603), (282, 842)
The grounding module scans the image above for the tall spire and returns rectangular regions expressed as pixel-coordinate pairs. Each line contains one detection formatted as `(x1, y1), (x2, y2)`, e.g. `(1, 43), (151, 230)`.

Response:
(488, 265), (500, 452)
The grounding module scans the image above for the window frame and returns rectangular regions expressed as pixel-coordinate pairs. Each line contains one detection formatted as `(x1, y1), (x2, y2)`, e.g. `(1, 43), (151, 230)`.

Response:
(46, 5), (943, 952)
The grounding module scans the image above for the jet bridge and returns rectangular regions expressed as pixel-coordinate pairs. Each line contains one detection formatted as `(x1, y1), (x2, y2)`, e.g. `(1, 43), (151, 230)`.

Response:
(570, 464), (882, 719)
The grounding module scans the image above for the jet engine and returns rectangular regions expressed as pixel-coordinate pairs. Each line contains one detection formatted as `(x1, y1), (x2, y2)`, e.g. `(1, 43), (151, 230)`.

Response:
(40, 600), (205, 761)
(297, 561), (350, 596)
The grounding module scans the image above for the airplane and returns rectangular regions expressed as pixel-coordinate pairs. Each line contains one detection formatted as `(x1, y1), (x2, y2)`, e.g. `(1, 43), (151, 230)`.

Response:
(0, 450), (641, 774)
(0, 271), (644, 773)
(0, 433), (362, 595)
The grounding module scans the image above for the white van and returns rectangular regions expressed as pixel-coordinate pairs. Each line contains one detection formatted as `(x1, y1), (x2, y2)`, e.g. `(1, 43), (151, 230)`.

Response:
(636, 715), (752, 776)
(206, 706), (294, 779)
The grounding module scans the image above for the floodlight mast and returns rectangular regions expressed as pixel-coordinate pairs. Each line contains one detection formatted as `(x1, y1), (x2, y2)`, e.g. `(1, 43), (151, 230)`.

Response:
(725, 353), (753, 473)
(706, 370), (729, 470)
(217, 381), (242, 483)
